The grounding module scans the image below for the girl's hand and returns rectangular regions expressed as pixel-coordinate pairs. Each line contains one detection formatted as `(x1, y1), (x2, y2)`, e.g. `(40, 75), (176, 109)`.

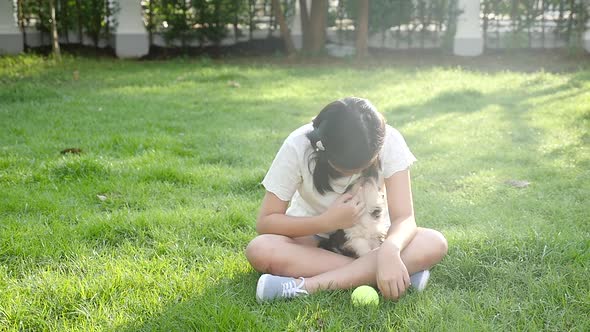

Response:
(321, 190), (366, 230)
(377, 241), (410, 300)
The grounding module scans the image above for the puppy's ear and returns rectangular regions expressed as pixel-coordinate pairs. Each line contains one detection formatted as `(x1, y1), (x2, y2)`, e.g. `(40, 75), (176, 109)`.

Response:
(362, 162), (379, 181)
(378, 171), (384, 191)
(344, 182), (355, 193)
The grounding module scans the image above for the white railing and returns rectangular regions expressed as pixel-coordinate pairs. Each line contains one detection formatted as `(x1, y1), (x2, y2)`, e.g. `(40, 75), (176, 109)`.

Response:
(1, 0), (589, 57)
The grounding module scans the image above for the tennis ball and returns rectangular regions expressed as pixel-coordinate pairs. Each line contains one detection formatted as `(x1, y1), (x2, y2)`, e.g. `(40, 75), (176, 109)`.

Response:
(351, 285), (379, 306)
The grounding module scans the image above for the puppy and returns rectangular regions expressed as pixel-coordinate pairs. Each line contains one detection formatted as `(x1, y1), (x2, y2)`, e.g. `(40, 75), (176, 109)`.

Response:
(319, 168), (388, 258)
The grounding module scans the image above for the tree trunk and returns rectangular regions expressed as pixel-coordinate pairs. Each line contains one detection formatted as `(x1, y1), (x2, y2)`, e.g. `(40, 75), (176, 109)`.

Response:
(182, 1), (187, 51)
(57, 0), (69, 43)
(197, 1), (207, 47)
(233, 0), (240, 42)
(93, 7), (100, 49)
(299, 0), (310, 49)
(305, 0), (327, 54)
(267, 0), (274, 37)
(76, 0), (83, 44)
(148, 0), (154, 48)
(105, 0), (110, 42)
(18, 0), (28, 50)
(541, 0), (545, 48)
(565, 0), (574, 44)
(50, 0), (61, 60)
(355, 0), (369, 58)
(37, 0), (45, 45)
(214, 0), (221, 48)
(271, 0), (295, 56)
(249, 0), (255, 40)
(482, 0), (488, 49)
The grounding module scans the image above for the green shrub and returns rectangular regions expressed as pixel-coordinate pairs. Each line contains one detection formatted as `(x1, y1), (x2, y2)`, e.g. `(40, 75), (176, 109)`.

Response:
(16, 0), (118, 47)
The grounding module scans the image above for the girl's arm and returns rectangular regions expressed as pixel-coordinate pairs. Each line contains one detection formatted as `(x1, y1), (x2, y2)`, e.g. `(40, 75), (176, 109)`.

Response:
(377, 168), (417, 300)
(256, 191), (364, 238)
(383, 169), (418, 250)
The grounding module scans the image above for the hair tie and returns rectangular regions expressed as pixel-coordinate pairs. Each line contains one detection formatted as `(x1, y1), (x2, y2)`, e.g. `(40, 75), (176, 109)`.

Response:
(315, 140), (325, 151)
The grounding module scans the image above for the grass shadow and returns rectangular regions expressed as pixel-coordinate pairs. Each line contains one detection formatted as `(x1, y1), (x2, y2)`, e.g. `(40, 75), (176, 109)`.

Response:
(118, 271), (266, 331)
(117, 269), (449, 331)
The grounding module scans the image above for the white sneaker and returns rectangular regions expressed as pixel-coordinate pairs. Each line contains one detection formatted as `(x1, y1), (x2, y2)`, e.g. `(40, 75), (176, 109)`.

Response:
(256, 274), (309, 302)
(410, 270), (430, 291)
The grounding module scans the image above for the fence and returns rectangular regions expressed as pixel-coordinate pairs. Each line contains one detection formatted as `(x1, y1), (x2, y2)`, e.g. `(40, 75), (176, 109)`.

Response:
(327, 0), (460, 50)
(1, 0), (589, 57)
(481, 0), (590, 49)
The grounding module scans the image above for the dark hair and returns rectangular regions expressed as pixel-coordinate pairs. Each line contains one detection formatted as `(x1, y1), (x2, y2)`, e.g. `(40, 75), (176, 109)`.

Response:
(306, 97), (386, 195)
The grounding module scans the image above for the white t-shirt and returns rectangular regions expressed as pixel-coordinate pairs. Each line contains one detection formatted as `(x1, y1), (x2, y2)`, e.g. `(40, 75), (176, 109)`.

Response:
(261, 123), (416, 235)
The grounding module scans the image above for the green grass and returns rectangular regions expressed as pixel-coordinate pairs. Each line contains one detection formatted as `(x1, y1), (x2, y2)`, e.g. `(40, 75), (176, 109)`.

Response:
(0, 54), (589, 331)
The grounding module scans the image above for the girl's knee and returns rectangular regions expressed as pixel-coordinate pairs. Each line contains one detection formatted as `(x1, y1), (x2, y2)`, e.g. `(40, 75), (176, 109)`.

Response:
(408, 228), (448, 270)
(423, 228), (448, 264)
(245, 234), (292, 273)
(434, 230), (448, 259)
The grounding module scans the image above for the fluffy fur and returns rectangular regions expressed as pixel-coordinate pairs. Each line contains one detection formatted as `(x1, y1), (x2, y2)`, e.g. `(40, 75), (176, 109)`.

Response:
(319, 173), (388, 258)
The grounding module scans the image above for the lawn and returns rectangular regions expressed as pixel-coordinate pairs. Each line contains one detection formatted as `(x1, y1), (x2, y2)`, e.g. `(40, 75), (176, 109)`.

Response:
(0, 54), (589, 331)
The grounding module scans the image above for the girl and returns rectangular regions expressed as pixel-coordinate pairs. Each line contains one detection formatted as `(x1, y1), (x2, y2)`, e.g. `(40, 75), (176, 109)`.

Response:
(246, 97), (448, 302)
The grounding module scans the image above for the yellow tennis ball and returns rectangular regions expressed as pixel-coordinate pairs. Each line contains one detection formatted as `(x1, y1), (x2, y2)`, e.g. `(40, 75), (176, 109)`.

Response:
(351, 285), (379, 306)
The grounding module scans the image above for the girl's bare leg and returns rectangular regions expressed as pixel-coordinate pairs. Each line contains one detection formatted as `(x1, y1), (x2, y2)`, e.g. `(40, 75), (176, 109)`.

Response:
(245, 227), (448, 293)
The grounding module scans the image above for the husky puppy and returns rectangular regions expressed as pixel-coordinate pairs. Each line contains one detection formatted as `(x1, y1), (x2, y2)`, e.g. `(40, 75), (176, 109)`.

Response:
(319, 167), (388, 258)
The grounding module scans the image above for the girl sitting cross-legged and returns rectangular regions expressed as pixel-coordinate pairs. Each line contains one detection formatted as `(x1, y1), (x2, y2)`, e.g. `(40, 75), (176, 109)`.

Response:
(246, 97), (448, 302)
